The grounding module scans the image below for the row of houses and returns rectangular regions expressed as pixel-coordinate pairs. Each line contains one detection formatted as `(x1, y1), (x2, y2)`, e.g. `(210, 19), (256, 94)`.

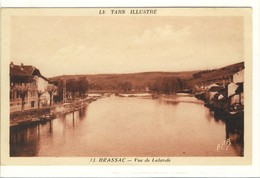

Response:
(195, 68), (244, 117)
(10, 62), (57, 112)
(196, 68), (245, 154)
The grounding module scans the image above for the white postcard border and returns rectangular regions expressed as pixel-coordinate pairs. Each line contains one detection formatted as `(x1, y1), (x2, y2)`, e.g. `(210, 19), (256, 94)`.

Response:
(1, 0), (260, 177)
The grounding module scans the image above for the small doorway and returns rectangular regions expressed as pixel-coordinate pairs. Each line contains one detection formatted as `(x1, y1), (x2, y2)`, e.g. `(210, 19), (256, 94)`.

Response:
(31, 101), (35, 108)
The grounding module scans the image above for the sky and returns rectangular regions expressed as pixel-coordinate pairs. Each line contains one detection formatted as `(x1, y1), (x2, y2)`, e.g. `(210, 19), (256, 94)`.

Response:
(10, 15), (244, 77)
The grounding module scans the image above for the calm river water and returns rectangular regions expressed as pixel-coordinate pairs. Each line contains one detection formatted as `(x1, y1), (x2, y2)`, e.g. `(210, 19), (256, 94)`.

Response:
(10, 95), (239, 157)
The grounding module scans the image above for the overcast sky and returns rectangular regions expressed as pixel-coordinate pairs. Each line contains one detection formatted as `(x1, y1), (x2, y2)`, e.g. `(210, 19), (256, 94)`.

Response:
(11, 16), (244, 77)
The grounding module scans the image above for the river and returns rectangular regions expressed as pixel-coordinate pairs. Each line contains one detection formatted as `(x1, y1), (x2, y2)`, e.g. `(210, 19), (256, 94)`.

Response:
(10, 95), (240, 157)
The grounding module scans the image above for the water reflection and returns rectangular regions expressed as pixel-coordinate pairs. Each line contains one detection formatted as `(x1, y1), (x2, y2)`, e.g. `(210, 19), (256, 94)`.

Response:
(225, 113), (244, 155)
(10, 96), (241, 157)
(205, 106), (243, 155)
(10, 126), (39, 156)
(10, 107), (87, 157)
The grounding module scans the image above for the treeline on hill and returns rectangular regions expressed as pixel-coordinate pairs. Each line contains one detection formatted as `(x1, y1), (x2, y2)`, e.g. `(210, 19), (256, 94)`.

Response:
(51, 62), (244, 97)
(88, 81), (133, 92)
(52, 75), (189, 98)
(53, 77), (89, 102)
(88, 77), (189, 94)
(149, 77), (190, 94)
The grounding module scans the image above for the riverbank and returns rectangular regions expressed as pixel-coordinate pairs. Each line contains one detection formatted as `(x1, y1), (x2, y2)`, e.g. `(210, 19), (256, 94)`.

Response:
(10, 107), (52, 127)
(195, 92), (244, 156)
(156, 93), (204, 104)
(10, 96), (101, 128)
(116, 92), (204, 104)
(10, 95), (239, 157)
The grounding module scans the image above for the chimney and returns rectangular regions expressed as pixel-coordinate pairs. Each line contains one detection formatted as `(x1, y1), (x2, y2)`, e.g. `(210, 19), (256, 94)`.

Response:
(20, 63), (24, 71)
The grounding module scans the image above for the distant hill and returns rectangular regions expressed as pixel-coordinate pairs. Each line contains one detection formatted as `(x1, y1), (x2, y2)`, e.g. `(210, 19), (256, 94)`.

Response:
(51, 62), (244, 92)
(189, 62), (244, 86)
(51, 71), (197, 91)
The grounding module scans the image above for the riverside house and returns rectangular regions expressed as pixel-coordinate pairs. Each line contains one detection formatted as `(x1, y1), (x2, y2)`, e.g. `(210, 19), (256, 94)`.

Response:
(228, 69), (244, 106)
(10, 62), (50, 112)
(205, 83), (223, 106)
(211, 68), (244, 113)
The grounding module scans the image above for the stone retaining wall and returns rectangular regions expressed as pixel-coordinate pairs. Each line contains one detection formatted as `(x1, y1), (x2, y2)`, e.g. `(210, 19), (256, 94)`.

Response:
(10, 107), (51, 120)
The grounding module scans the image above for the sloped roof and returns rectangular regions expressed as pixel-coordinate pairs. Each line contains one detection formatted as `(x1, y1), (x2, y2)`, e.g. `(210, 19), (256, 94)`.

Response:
(10, 63), (51, 84)
(10, 64), (41, 77)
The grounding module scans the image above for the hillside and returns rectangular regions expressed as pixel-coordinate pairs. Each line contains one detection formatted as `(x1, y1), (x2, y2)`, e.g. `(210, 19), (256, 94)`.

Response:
(189, 62), (244, 86)
(52, 71), (197, 91)
(51, 62), (244, 92)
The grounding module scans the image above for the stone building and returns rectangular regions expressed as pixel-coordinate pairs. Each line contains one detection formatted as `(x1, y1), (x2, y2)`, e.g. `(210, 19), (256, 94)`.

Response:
(10, 62), (50, 112)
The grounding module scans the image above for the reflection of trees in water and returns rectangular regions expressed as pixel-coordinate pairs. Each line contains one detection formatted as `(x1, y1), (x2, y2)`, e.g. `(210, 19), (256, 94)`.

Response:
(49, 120), (53, 133)
(160, 100), (179, 105)
(10, 106), (90, 157)
(205, 109), (214, 122)
(10, 120), (54, 157)
(10, 125), (40, 156)
(212, 110), (244, 156)
(225, 113), (244, 155)
(213, 110), (226, 123)
(79, 106), (87, 120)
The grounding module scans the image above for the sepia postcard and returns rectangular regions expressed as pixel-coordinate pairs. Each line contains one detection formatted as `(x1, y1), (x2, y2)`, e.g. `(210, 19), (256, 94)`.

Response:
(0, 7), (252, 166)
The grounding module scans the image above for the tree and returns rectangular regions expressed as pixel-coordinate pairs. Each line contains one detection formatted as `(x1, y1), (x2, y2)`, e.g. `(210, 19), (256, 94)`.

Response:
(149, 77), (188, 94)
(118, 82), (132, 92)
(47, 84), (57, 106)
(66, 79), (77, 99)
(14, 85), (30, 111)
(55, 78), (64, 102)
(65, 77), (89, 99)
(37, 88), (45, 108)
(78, 77), (89, 97)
